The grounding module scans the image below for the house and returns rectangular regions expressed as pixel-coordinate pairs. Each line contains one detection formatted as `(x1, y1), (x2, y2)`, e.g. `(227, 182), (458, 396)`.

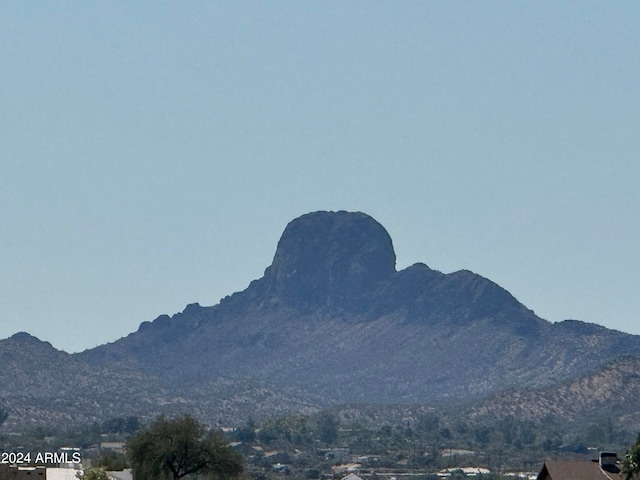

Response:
(437, 467), (491, 477)
(45, 468), (80, 480)
(537, 453), (621, 480)
(272, 463), (290, 474)
(100, 442), (125, 455)
(324, 448), (350, 463)
(0, 466), (46, 480)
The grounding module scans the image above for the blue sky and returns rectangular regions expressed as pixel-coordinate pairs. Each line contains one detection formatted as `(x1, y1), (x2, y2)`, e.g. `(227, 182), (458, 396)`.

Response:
(2, 2), (639, 353)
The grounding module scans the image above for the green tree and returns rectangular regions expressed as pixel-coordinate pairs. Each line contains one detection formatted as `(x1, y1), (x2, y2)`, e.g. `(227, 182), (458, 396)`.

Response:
(234, 418), (256, 444)
(316, 412), (339, 445)
(102, 416), (141, 435)
(416, 413), (440, 438)
(126, 415), (243, 480)
(98, 450), (128, 471)
(77, 468), (111, 480)
(623, 433), (640, 480)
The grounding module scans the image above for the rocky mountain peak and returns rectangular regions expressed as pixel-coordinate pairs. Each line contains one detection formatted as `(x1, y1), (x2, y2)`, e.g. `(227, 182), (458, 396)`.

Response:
(8, 331), (53, 348)
(263, 210), (396, 310)
(5, 210), (640, 431)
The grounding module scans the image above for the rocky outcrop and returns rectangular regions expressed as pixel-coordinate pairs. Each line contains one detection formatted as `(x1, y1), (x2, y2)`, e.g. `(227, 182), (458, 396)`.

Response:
(263, 211), (396, 312)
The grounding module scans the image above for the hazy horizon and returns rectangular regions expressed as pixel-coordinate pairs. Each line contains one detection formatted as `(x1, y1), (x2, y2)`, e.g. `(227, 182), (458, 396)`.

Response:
(2, 2), (639, 353)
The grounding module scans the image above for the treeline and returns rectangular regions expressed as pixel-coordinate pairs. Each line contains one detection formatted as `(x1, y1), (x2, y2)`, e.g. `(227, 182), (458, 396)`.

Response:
(231, 410), (635, 455)
(1, 408), (637, 477)
(225, 410), (637, 475)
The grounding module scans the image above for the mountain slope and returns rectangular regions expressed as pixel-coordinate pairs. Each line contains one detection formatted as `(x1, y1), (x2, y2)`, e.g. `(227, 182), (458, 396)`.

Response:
(3, 210), (639, 429)
(0, 332), (168, 428)
(79, 211), (640, 404)
(465, 355), (640, 432)
(0, 332), (320, 430)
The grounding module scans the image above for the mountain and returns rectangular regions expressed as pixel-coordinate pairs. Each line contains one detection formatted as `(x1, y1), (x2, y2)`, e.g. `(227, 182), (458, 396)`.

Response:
(466, 355), (640, 425)
(2, 210), (640, 430)
(0, 332), (168, 427)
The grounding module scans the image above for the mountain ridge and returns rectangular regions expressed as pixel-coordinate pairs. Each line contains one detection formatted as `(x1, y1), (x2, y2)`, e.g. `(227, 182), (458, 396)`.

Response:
(2, 210), (639, 430)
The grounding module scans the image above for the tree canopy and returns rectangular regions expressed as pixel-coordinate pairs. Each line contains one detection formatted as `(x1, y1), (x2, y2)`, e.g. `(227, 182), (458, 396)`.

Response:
(126, 415), (243, 480)
(624, 433), (640, 480)
(77, 468), (111, 480)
